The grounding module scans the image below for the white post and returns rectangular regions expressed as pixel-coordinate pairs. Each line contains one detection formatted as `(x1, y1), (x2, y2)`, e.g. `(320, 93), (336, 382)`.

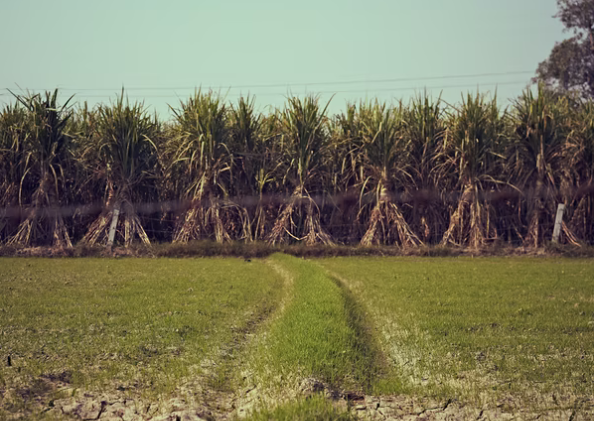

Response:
(107, 203), (121, 247)
(552, 203), (565, 243)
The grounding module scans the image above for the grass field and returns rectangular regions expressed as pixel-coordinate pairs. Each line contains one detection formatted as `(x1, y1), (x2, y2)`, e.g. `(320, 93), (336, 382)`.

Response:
(0, 258), (283, 419)
(1, 255), (593, 420)
(320, 257), (594, 415)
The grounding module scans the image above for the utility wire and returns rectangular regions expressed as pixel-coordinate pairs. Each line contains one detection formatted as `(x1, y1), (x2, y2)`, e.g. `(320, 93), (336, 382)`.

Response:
(0, 81), (528, 100)
(315, 80), (527, 95)
(1, 70), (533, 93)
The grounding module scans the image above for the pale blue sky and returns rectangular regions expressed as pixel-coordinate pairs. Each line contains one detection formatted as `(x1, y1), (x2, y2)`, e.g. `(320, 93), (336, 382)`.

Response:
(0, 0), (565, 117)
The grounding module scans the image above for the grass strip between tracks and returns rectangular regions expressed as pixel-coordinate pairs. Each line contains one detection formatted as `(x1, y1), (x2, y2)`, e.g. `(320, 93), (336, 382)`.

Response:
(248, 254), (385, 404)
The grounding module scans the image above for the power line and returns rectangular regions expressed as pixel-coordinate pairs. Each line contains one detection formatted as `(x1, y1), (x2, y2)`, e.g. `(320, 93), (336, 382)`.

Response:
(315, 80), (528, 95)
(0, 81), (529, 100)
(1, 70), (533, 93)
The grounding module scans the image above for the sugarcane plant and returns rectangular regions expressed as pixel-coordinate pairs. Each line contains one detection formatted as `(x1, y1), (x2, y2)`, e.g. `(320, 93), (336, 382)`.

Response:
(230, 96), (283, 241)
(82, 93), (159, 246)
(401, 92), (449, 243)
(2, 85), (594, 247)
(6, 90), (74, 247)
(168, 90), (237, 243)
(441, 93), (505, 249)
(507, 84), (577, 247)
(564, 100), (594, 244)
(327, 104), (368, 243)
(0, 103), (30, 241)
(267, 95), (334, 245)
(67, 103), (113, 241)
(357, 100), (422, 246)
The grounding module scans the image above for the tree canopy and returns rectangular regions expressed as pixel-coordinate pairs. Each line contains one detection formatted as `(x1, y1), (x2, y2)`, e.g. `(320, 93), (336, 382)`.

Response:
(536, 0), (594, 98)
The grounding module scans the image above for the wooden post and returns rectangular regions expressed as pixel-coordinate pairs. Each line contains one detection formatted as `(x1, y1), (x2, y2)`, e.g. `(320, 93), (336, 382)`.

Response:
(552, 203), (565, 243)
(107, 203), (121, 247)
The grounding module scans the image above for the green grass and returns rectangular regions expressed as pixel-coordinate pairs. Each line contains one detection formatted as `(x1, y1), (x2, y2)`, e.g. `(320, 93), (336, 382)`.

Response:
(250, 254), (382, 394)
(242, 395), (356, 421)
(0, 258), (282, 414)
(319, 257), (594, 406)
(2, 255), (593, 419)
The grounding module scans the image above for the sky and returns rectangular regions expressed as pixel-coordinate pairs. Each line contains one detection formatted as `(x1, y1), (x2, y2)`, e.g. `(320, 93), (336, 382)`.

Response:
(0, 0), (566, 118)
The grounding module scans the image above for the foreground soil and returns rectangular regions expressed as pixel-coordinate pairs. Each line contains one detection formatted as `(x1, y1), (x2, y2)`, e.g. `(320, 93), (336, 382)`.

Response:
(4, 374), (593, 420)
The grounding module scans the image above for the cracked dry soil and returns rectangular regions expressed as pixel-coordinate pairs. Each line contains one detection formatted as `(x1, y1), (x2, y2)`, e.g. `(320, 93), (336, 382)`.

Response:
(4, 372), (593, 421)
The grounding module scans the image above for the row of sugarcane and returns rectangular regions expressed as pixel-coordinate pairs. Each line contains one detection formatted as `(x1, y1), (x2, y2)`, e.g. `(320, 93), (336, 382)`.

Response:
(1, 85), (593, 249)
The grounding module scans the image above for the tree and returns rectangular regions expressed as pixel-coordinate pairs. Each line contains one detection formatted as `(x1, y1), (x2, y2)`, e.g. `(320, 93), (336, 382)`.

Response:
(536, 0), (594, 98)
